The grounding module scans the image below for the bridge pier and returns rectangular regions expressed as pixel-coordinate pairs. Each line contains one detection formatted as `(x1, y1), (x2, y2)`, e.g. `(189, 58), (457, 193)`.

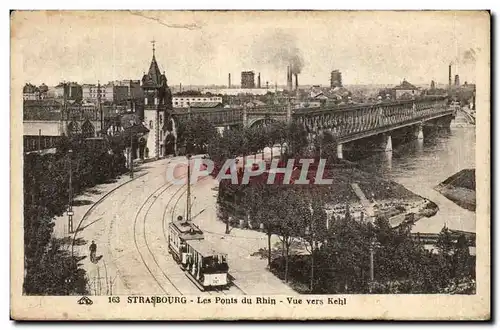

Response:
(336, 143), (343, 159)
(382, 134), (393, 152)
(424, 114), (454, 128)
(243, 107), (248, 128)
(415, 124), (424, 140)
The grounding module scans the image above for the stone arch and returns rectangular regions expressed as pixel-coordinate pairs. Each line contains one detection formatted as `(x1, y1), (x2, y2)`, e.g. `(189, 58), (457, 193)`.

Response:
(163, 115), (179, 156)
(81, 120), (95, 138)
(67, 121), (79, 136)
(164, 133), (176, 156)
(247, 117), (280, 128)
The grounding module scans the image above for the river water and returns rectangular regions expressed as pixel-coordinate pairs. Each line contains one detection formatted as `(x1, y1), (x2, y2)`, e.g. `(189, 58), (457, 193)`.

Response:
(357, 126), (476, 234)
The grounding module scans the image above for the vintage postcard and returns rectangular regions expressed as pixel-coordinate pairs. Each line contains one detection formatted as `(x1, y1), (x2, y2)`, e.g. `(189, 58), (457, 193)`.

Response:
(11, 10), (490, 320)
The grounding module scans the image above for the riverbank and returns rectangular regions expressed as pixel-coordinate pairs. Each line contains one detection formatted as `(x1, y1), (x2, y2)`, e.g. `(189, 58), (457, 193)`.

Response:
(218, 159), (439, 229)
(434, 169), (476, 212)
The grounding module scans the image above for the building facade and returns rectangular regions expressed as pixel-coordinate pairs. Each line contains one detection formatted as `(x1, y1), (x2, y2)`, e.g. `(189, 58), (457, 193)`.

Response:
(140, 44), (175, 159)
(114, 80), (143, 100)
(82, 82), (130, 104)
(50, 82), (83, 101)
(172, 95), (223, 108)
(330, 70), (343, 88)
(23, 99), (101, 152)
(23, 83), (40, 100)
(241, 71), (256, 89)
(393, 79), (419, 99)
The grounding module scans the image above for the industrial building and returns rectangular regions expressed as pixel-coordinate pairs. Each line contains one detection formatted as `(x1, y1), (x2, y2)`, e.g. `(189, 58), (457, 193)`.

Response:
(330, 70), (342, 88)
(172, 95), (223, 108)
(241, 71), (256, 89)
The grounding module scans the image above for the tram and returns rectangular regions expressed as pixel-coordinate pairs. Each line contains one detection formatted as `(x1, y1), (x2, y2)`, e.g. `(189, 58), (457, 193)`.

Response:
(168, 217), (229, 290)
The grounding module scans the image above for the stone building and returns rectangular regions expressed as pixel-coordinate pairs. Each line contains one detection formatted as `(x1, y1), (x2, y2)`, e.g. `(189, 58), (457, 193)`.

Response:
(393, 79), (419, 99)
(139, 42), (175, 159)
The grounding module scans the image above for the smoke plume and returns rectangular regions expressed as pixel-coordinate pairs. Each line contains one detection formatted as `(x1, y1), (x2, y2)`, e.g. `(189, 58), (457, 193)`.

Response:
(252, 29), (305, 74)
(462, 48), (477, 64)
(451, 47), (478, 66)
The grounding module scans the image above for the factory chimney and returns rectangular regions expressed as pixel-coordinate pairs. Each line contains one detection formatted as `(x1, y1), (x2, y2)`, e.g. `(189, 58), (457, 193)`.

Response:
(294, 73), (298, 91)
(228, 73), (231, 88)
(287, 66), (293, 92)
(286, 66), (290, 90)
(448, 64), (452, 87)
(258, 73), (261, 89)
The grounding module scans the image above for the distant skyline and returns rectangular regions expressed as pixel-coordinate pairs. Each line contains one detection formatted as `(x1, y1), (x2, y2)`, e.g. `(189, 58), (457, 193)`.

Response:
(12, 11), (486, 88)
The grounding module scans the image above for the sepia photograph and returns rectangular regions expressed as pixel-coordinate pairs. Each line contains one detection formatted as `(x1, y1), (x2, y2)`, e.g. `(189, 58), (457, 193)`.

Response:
(10, 10), (490, 320)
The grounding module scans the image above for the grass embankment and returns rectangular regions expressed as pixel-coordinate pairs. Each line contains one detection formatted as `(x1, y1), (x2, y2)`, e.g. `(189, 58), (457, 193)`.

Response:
(219, 159), (437, 228)
(435, 169), (476, 212)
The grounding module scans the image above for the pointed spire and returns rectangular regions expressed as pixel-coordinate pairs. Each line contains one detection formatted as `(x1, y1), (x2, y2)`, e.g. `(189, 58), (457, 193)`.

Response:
(143, 41), (162, 86)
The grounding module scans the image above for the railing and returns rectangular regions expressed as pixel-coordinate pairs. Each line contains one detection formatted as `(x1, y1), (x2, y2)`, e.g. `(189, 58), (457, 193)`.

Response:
(171, 96), (449, 128)
(297, 99), (452, 140)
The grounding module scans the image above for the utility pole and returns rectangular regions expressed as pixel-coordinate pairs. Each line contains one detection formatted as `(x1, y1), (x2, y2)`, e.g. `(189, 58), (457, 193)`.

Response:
(186, 154), (192, 221)
(98, 81), (103, 136)
(369, 241), (374, 282)
(368, 237), (380, 293)
(67, 149), (74, 233)
(38, 129), (41, 153)
(130, 125), (134, 179)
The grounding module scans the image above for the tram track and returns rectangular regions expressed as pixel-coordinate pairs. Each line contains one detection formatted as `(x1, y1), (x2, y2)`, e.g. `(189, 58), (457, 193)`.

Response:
(133, 181), (179, 294)
(137, 169), (208, 296)
(166, 176), (248, 296)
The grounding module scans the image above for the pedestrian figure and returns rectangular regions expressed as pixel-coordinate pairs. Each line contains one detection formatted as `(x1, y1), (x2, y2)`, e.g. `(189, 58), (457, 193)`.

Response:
(89, 240), (97, 263)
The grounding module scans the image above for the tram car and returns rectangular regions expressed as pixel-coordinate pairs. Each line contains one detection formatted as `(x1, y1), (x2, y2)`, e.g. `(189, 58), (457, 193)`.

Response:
(184, 240), (229, 290)
(168, 218), (204, 264)
(168, 218), (229, 290)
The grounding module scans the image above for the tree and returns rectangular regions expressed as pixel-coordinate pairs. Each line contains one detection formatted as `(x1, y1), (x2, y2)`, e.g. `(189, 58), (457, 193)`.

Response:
(271, 188), (307, 283)
(265, 121), (287, 159)
(177, 116), (217, 154)
(23, 134), (128, 295)
(285, 121), (308, 158)
(301, 194), (328, 292)
(318, 131), (339, 162)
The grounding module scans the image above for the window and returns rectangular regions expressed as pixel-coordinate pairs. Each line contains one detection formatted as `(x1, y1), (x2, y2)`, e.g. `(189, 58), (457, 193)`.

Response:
(149, 120), (153, 129)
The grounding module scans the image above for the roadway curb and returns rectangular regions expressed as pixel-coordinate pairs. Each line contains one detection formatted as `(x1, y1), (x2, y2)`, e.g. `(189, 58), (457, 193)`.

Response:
(70, 171), (148, 258)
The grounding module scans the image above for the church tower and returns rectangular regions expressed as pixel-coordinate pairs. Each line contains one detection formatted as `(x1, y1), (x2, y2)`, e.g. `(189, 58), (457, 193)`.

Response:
(141, 41), (173, 159)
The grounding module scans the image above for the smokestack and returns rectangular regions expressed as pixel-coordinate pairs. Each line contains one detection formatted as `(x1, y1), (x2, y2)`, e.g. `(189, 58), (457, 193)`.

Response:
(287, 66), (293, 92)
(257, 73), (261, 89)
(448, 64), (452, 87)
(228, 73), (231, 88)
(286, 66), (290, 89)
(179, 82), (182, 92)
(294, 73), (298, 91)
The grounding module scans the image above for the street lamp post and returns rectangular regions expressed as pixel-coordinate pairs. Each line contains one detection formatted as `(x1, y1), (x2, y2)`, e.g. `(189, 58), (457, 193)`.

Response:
(186, 154), (192, 222)
(67, 149), (74, 234)
(129, 121), (135, 179)
(368, 237), (380, 293)
(130, 130), (134, 179)
(369, 241), (374, 283)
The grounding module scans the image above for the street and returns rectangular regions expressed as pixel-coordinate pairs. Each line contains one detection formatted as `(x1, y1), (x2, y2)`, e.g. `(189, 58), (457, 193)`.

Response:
(61, 151), (295, 296)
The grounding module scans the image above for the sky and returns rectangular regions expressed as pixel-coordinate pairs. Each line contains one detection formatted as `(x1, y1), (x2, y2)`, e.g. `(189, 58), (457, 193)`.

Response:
(11, 11), (489, 88)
